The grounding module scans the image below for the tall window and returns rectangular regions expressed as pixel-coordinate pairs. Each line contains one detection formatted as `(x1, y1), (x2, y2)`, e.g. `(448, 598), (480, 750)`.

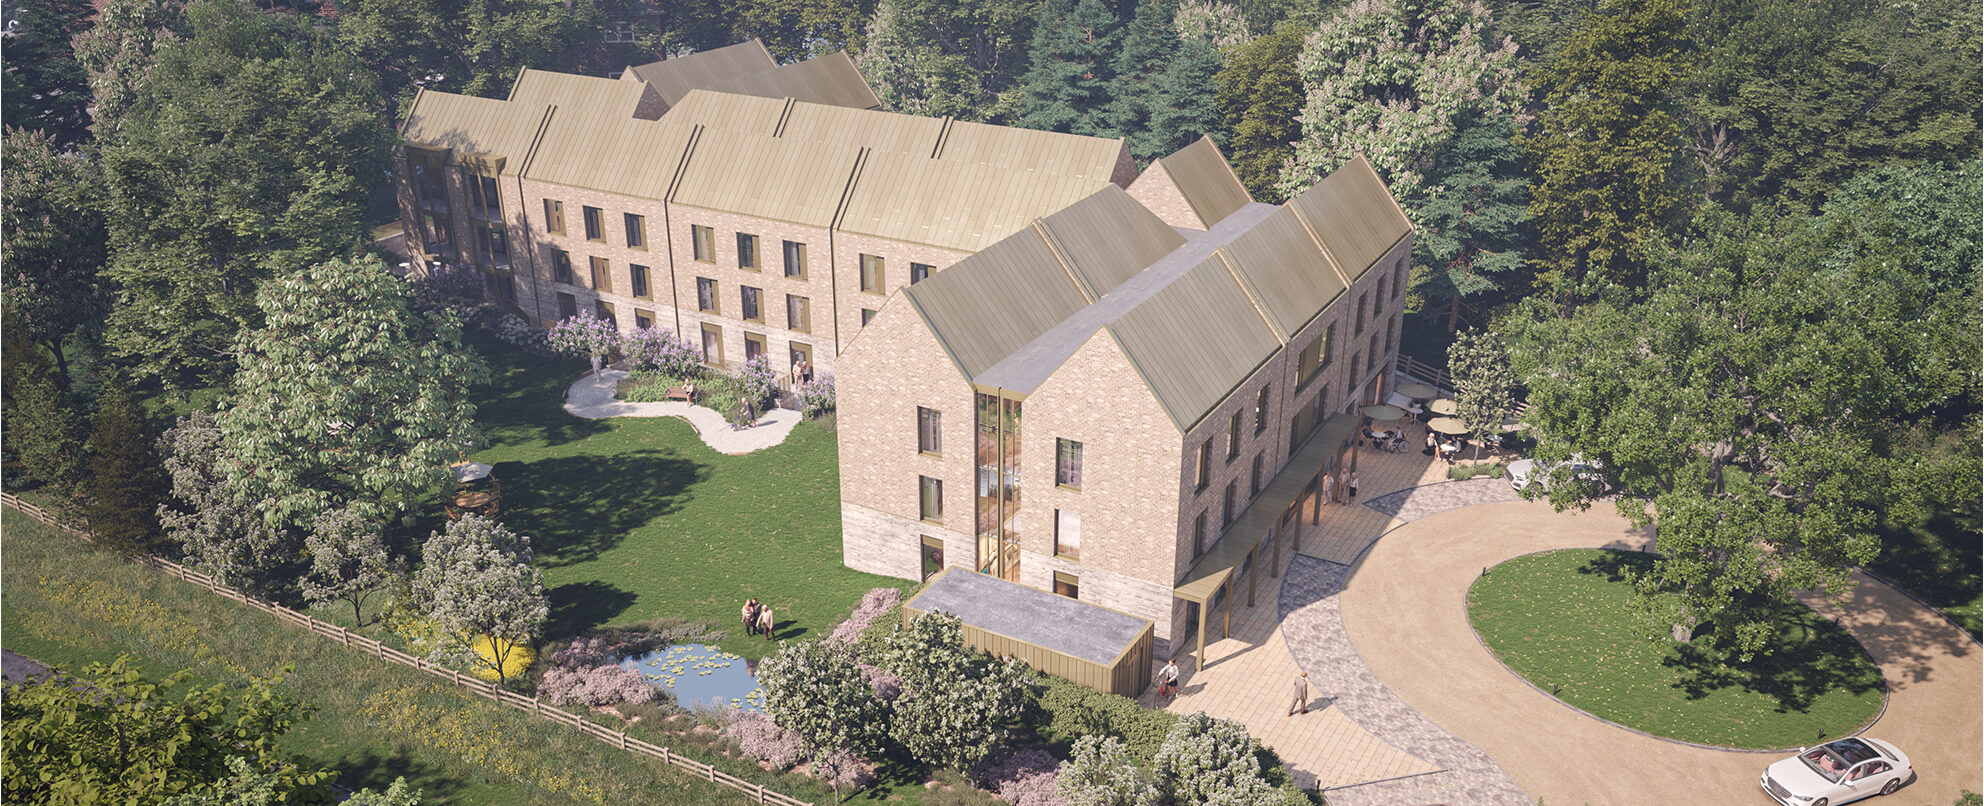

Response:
(1355, 292), (1368, 335)
(1250, 452), (1264, 496)
(556, 292), (578, 319)
(631, 264), (650, 298)
(919, 475), (943, 522)
(544, 199), (565, 234)
(1321, 324), (1335, 368)
(1054, 510), (1081, 560)
(910, 262), (932, 284)
(1056, 439), (1083, 488)
(552, 249), (574, 284)
(736, 233), (759, 270)
(1368, 334), (1380, 374)
(1195, 440), (1212, 492)
(975, 393), (1023, 582)
(700, 323), (721, 363)
(860, 254), (884, 293)
(741, 286), (762, 322)
(1193, 510), (1208, 558)
(1385, 317), (1397, 354)
(478, 225), (508, 267)
(582, 205), (603, 241)
(625, 213), (646, 249)
(1393, 258), (1406, 298)
(589, 256), (612, 292)
(696, 277), (717, 313)
(473, 175), (500, 220)
(787, 295), (810, 333)
(1297, 339), (1322, 388)
(1255, 385), (1270, 434)
(692, 225), (714, 261)
(917, 407), (942, 455)
(1374, 277), (1387, 312)
(1222, 481), (1237, 526)
(1227, 412), (1242, 460)
(783, 240), (806, 278)
(921, 536), (945, 581)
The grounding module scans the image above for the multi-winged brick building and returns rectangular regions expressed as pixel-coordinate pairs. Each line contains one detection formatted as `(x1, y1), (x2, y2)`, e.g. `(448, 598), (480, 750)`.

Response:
(394, 42), (1411, 665)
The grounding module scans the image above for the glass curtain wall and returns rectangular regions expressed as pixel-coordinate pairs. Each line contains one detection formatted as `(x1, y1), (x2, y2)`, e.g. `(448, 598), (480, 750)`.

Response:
(975, 392), (1024, 581)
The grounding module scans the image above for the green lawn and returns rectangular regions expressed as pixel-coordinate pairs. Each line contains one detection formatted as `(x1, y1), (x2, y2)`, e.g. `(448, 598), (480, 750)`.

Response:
(0, 508), (759, 805)
(1467, 549), (1886, 749)
(1866, 507), (1982, 640)
(467, 336), (909, 660)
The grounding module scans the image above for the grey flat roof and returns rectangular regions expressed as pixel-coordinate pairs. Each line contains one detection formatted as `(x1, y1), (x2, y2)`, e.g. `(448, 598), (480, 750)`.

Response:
(972, 201), (1281, 394)
(907, 569), (1150, 666)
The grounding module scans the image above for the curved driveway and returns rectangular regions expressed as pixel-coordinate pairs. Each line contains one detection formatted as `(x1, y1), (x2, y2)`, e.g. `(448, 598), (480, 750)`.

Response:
(1338, 501), (1983, 805)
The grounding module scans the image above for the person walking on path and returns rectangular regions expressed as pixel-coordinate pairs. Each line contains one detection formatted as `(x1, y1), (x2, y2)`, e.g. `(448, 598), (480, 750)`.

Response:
(1290, 670), (1310, 715)
(743, 598), (760, 636)
(1158, 657), (1180, 700)
(1348, 471), (1359, 500)
(792, 356), (805, 387)
(757, 604), (775, 641)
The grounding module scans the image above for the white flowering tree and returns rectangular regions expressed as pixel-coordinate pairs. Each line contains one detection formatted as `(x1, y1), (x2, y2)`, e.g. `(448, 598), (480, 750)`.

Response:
(1276, 0), (1523, 208)
(1446, 328), (1516, 460)
(547, 312), (621, 377)
(1057, 735), (1160, 806)
(157, 411), (307, 600)
(301, 504), (399, 626)
(411, 515), (548, 685)
(758, 637), (891, 761)
(881, 612), (1037, 772)
(1150, 712), (1279, 806)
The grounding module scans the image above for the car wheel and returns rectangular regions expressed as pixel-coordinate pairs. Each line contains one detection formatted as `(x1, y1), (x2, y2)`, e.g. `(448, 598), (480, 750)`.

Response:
(1881, 779), (1901, 795)
(1812, 799), (1827, 806)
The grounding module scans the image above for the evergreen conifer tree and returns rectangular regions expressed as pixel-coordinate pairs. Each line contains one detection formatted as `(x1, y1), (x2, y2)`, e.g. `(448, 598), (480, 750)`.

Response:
(1414, 110), (1528, 330)
(83, 372), (169, 554)
(1146, 34), (1227, 158)
(1109, 0), (1181, 162)
(4, 311), (87, 503)
(1017, 0), (1124, 137)
(1215, 24), (1305, 201)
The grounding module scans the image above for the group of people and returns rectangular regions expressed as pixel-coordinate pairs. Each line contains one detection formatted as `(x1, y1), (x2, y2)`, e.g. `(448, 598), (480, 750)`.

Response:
(1426, 432), (1471, 464)
(741, 597), (775, 641)
(789, 356), (813, 386)
(1319, 468), (1359, 504)
(1154, 656), (1320, 718)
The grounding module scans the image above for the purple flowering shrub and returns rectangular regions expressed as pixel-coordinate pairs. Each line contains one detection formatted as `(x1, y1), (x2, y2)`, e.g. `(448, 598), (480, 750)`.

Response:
(1000, 771), (1066, 806)
(813, 747), (877, 792)
(856, 663), (902, 701)
(829, 587), (903, 646)
(551, 636), (616, 669)
(623, 327), (704, 377)
(718, 706), (808, 769)
(978, 749), (1066, 806)
(795, 372), (836, 416)
(547, 312), (621, 375)
(736, 355), (778, 408)
(540, 664), (656, 707)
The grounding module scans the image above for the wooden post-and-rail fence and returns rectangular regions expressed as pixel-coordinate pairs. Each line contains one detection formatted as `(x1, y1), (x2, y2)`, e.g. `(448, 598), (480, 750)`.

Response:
(0, 491), (814, 806)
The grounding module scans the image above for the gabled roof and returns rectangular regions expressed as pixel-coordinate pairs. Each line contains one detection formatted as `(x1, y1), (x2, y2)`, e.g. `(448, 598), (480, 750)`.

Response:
(524, 114), (697, 200)
(837, 149), (1110, 253)
(775, 101), (946, 156)
(1286, 155), (1413, 282)
(401, 91), (544, 172)
(1216, 206), (1344, 339)
(937, 119), (1128, 184)
(662, 90), (790, 135)
(1157, 136), (1252, 228)
(508, 68), (658, 120)
(1107, 253), (1282, 431)
(705, 52), (881, 110)
(622, 40), (778, 106)
(671, 133), (865, 228)
(1036, 186), (1189, 299)
(902, 228), (1091, 379)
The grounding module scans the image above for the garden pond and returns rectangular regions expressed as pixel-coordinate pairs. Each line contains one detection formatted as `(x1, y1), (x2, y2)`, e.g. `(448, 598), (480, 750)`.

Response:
(620, 643), (765, 712)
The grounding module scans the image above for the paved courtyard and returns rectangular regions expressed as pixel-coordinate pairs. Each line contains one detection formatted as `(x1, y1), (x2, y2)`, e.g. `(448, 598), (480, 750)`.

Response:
(1144, 430), (1984, 805)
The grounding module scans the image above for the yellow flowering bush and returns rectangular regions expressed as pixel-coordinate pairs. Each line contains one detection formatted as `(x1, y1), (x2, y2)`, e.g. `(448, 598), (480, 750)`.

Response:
(471, 634), (536, 683)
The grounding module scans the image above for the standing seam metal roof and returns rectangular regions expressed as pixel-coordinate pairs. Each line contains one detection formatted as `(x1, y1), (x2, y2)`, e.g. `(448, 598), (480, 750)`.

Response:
(623, 40), (778, 106)
(836, 149), (1110, 253)
(401, 91), (546, 173)
(1036, 186), (1189, 299)
(1157, 136), (1253, 228)
(702, 51), (882, 110)
(900, 227), (1091, 379)
(670, 134), (865, 228)
(1214, 206), (1345, 339)
(508, 68), (658, 121)
(1105, 252), (1284, 432)
(1286, 156), (1413, 281)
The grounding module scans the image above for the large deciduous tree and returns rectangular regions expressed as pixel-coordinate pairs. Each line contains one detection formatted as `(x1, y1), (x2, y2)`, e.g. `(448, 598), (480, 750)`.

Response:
(1520, 0), (1692, 301)
(0, 0), (96, 143)
(856, 0), (1038, 120)
(880, 612), (1036, 772)
(1277, 0), (1524, 207)
(69, 0), (185, 140)
(218, 255), (487, 533)
(98, 0), (397, 387)
(1411, 109), (1528, 329)
(1016, 0), (1123, 137)
(1445, 328), (1515, 460)
(2, 128), (109, 376)
(729, 0), (872, 63)
(301, 505), (400, 626)
(757, 638), (890, 766)
(158, 411), (307, 600)
(1505, 172), (1980, 657)
(2, 310), (88, 503)
(412, 515), (549, 686)
(331, 0), (606, 111)
(1214, 24), (1305, 202)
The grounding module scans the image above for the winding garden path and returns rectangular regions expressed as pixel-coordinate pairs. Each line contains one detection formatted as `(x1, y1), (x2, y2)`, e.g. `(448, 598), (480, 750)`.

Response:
(561, 369), (799, 454)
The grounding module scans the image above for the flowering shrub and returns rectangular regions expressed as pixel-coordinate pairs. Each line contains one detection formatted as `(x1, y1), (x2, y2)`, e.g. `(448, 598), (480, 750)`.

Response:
(623, 327), (703, 377)
(829, 587), (902, 645)
(856, 663), (902, 701)
(795, 372), (836, 416)
(474, 308), (552, 355)
(408, 262), (485, 313)
(1000, 770), (1067, 806)
(546, 313), (621, 375)
(812, 747), (877, 797)
(736, 355), (778, 408)
(470, 635), (537, 683)
(551, 636), (617, 669)
(718, 706), (807, 770)
(539, 664), (656, 706)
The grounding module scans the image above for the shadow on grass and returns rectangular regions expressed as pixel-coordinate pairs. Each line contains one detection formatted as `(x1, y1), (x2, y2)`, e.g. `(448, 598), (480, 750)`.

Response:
(335, 747), (470, 803)
(545, 580), (640, 639)
(469, 333), (610, 450)
(491, 452), (704, 568)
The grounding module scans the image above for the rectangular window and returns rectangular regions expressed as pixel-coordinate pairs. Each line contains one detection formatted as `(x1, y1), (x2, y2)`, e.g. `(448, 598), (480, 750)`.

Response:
(1297, 339), (1322, 388)
(1193, 510), (1208, 558)
(552, 249), (574, 284)
(1385, 317), (1397, 354)
(1056, 439), (1083, 489)
(423, 213), (453, 258)
(582, 205), (603, 241)
(700, 323), (722, 364)
(910, 262), (932, 284)
(861, 308), (877, 325)
(1355, 292), (1368, 335)
(1227, 412), (1242, 460)
(1222, 481), (1238, 526)
(631, 264), (650, 299)
(485, 270), (516, 302)
(1053, 571), (1079, 599)
(918, 407), (942, 455)
(1394, 258), (1406, 298)
(1375, 277), (1387, 312)
(696, 277), (717, 313)
(556, 292), (578, 319)
(736, 233), (759, 270)
(860, 254), (884, 293)
(692, 225), (714, 262)
(1250, 452), (1264, 496)
(479, 224), (508, 267)
(544, 199), (565, 234)
(744, 332), (765, 362)
(921, 535), (945, 582)
(595, 300), (617, 326)
(1196, 440), (1212, 492)
(634, 309), (653, 330)
(1255, 385), (1270, 435)
(1321, 323), (1335, 368)
(475, 175), (500, 220)
(783, 240), (806, 278)
(590, 256), (612, 293)
(1054, 510), (1081, 561)
(624, 213), (645, 249)
(741, 286), (762, 322)
(1368, 334), (1380, 375)
(786, 295), (810, 333)
(919, 475), (943, 522)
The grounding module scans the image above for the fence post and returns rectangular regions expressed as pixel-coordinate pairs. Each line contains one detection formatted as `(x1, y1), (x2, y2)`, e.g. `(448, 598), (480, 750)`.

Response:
(756, 783), (766, 804)
(618, 730), (627, 750)
(532, 695), (540, 715)
(661, 747), (669, 765)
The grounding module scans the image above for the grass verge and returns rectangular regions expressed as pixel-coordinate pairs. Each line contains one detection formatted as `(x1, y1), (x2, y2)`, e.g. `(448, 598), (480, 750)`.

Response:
(1467, 548), (1885, 749)
(1, 507), (761, 806)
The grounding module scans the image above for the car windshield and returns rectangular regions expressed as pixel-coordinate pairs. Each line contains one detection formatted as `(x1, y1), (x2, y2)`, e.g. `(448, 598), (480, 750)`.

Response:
(1800, 749), (1847, 783)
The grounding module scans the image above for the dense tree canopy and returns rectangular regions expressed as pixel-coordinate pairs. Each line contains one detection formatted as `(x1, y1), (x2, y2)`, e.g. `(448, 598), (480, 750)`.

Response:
(1, 0), (97, 142)
(331, 0), (606, 110)
(1016, 0), (1124, 137)
(1214, 24), (1305, 201)
(1411, 110), (1529, 327)
(2, 128), (109, 375)
(857, 0), (1039, 120)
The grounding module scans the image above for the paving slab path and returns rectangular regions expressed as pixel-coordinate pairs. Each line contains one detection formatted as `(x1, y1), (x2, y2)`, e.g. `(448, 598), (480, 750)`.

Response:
(562, 369), (799, 454)
(1338, 501), (1984, 806)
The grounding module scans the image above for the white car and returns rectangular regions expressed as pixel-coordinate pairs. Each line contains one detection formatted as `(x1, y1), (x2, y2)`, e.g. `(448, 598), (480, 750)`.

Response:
(1506, 455), (1605, 493)
(1760, 737), (1912, 806)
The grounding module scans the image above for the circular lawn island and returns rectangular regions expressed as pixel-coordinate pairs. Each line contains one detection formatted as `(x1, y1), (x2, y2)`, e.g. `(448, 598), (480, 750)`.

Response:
(1466, 548), (1885, 750)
